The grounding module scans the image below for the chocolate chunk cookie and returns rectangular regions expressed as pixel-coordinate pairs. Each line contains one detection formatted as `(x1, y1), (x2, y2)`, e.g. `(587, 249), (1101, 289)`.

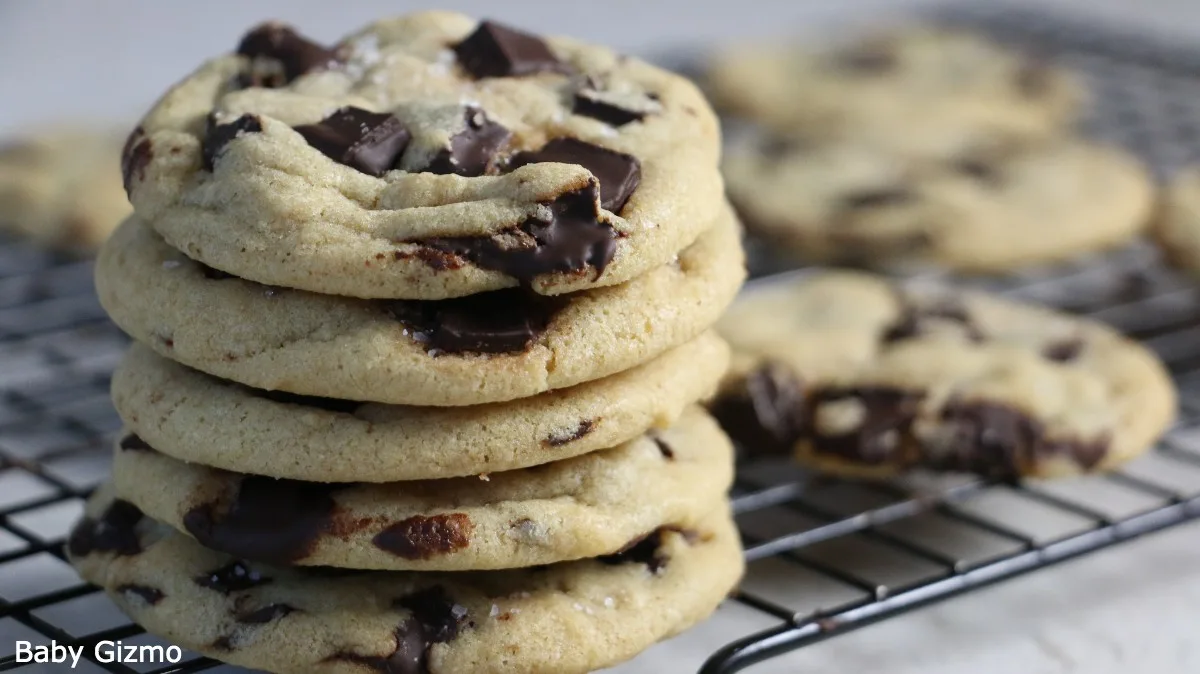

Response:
(1152, 166), (1200, 276)
(95, 206), (743, 406)
(707, 25), (1082, 144)
(111, 407), (732, 570)
(125, 11), (722, 299)
(112, 333), (727, 481)
(68, 487), (743, 674)
(712, 271), (1175, 479)
(0, 127), (131, 251)
(724, 130), (1152, 272)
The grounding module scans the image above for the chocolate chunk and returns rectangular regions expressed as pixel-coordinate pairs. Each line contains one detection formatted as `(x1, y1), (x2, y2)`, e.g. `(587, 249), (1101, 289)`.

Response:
(118, 584), (164, 605)
(652, 436), (675, 460)
(330, 587), (467, 674)
(120, 127), (152, 196)
(328, 617), (428, 674)
(183, 477), (340, 565)
(294, 107), (411, 177)
(839, 187), (914, 212)
(832, 43), (896, 73)
(237, 603), (295, 624)
(543, 419), (594, 447)
(194, 560), (271, 594)
(198, 262), (236, 280)
(453, 20), (564, 79)
(373, 514), (474, 560)
(255, 388), (362, 414)
(709, 363), (807, 459)
(394, 586), (469, 643)
(599, 526), (693, 574)
(932, 400), (1041, 477)
(236, 22), (342, 87)
(809, 387), (924, 463)
(210, 637), (234, 652)
(118, 434), (153, 452)
(420, 185), (618, 282)
(1043, 338), (1084, 363)
(952, 158), (1000, 184)
(573, 90), (647, 127)
(424, 107), (511, 177)
(202, 114), (263, 172)
(384, 289), (565, 355)
(882, 302), (985, 344)
(509, 138), (641, 213)
(67, 500), (144, 558)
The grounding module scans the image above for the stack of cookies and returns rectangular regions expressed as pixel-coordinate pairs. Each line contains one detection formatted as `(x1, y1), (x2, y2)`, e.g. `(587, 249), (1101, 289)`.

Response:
(68, 11), (745, 674)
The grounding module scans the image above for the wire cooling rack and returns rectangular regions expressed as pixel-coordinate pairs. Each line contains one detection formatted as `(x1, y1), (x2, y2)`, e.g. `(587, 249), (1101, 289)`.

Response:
(3, 5), (1200, 674)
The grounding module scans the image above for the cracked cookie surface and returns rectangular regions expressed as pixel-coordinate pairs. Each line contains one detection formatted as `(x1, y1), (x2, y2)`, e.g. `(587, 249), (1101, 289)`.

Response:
(125, 11), (722, 299)
(712, 271), (1175, 479)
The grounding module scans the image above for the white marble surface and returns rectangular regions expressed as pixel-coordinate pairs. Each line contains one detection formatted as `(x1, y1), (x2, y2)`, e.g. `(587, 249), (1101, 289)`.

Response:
(2, 2), (1200, 673)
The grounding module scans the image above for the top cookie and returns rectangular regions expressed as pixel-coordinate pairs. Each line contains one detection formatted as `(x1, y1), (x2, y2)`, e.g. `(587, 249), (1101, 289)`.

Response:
(707, 25), (1081, 142)
(0, 128), (131, 251)
(125, 12), (722, 299)
(1152, 167), (1200, 276)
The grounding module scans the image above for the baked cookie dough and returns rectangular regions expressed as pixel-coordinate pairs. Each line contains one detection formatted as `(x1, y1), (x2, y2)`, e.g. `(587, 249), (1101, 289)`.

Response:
(124, 12), (723, 299)
(1152, 166), (1200, 276)
(95, 205), (744, 406)
(711, 271), (1175, 479)
(68, 487), (743, 674)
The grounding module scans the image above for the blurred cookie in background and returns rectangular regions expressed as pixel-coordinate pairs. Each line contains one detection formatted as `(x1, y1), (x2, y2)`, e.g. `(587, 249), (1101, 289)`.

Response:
(723, 129), (1153, 273)
(705, 24), (1083, 144)
(0, 127), (131, 251)
(1152, 166), (1200, 277)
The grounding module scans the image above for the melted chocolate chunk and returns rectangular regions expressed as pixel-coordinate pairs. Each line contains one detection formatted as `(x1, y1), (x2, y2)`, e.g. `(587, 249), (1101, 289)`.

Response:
(373, 514), (474, 560)
(183, 477), (340, 565)
(194, 560), (271, 594)
(294, 107), (411, 177)
(198, 262), (236, 280)
(453, 20), (564, 79)
(839, 187), (915, 212)
(509, 138), (641, 213)
(421, 185), (618, 282)
(237, 603), (295, 624)
(329, 588), (467, 674)
(394, 586), (469, 643)
(599, 526), (692, 574)
(384, 289), (565, 355)
(236, 23), (342, 87)
(882, 302), (985, 344)
(709, 363), (807, 459)
(809, 387), (925, 463)
(67, 500), (144, 558)
(424, 107), (511, 177)
(932, 400), (1041, 477)
(543, 419), (595, 447)
(118, 434), (153, 452)
(118, 584), (164, 605)
(328, 618), (427, 674)
(1043, 338), (1084, 363)
(203, 114), (263, 172)
(255, 388), (362, 414)
(652, 436), (675, 460)
(120, 127), (152, 196)
(573, 90), (647, 127)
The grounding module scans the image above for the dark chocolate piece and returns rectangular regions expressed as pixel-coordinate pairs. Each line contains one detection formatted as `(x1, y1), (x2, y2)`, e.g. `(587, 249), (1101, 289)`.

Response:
(832, 43), (897, 73)
(424, 107), (511, 177)
(67, 500), (144, 558)
(809, 387), (924, 463)
(294, 107), (411, 177)
(1043, 338), (1084, 363)
(237, 603), (295, 624)
(882, 302), (985, 344)
(453, 20), (564, 79)
(652, 436), (675, 460)
(839, 187), (915, 212)
(120, 127), (152, 196)
(373, 514), (474, 560)
(194, 560), (271, 594)
(708, 363), (807, 459)
(328, 587), (467, 674)
(202, 114), (263, 172)
(384, 289), (565, 355)
(118, 434), (153, 452)
(394, 586), (469, 643)
(421, 185), (618, 282)
(932, 399), (1040, 477)
(509, 138), (641, 213)
(599, 526), (693, 574)
(573, 90), (647, 127)
(236, 23), (342, 87)
(183, 477), (340, 565)
(952, 157), (1000, 184)
(543, 419), (595, 447)
(327, 618), (428, 674)
(254, 388), (362, 414)
(118, 584), (164, 605)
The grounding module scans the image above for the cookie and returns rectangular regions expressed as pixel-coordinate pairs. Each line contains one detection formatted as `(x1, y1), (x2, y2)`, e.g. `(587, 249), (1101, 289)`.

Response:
(111, 405), (732, 571)
(68, 487), (743, 674)
(96, 204), (742, 406)
(112, 331), (727, 481)
(724, 131), (1153, 272)
(124, 12), (722, 300)
(0, 128), (131, 250)
(1152, 167), (1200, 275)
(707, 25), (1081, 143)
(711, 271), (1176, 479)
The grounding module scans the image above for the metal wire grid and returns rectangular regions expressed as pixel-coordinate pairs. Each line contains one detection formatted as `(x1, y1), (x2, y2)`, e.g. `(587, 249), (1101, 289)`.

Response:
(0, 6), (1198, 674)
